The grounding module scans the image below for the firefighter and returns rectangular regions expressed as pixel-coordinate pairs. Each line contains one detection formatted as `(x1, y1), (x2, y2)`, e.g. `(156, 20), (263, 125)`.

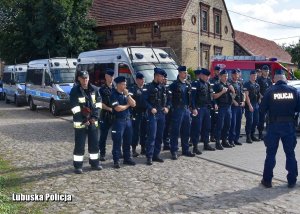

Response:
(70, 70), (103, 174)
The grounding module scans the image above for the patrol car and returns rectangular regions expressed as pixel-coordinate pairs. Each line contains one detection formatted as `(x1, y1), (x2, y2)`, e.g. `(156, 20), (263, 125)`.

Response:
(0, 78), (3, 100)
(211, 55), (296, 82)
(25, 57), (77, 115)
(2, 64), (28, 106)
(76, 46), (178, 87)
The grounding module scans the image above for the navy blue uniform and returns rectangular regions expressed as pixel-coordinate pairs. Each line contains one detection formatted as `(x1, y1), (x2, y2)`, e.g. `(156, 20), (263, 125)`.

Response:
(163, 84), (172, 150)
(169, 78), (192, 155)
(228, 79), (244, 145)
(98, 84), (114, 159)
(257, 76), (273, 135)
(213, 81), (233, 145)
(70, 83), (102, 170)
(129, 84), (147, 153)
(191, 79), (213, 149)
(260, 80), (300, 186)
(244, 80), (260, 137)
(143, 81), (169, 160)
(110, 88), (133, 163)
(209, 76), (219, 141)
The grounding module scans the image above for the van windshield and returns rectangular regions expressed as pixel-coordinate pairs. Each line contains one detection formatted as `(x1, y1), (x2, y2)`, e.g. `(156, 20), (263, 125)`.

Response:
(15, 72), (26, 83)
(132, 62), (178, 83)
(51, 68), (76, 83)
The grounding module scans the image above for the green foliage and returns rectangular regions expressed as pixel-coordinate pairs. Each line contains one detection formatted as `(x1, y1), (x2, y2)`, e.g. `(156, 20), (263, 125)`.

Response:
(187, 67), (196, 81)
(0, 0), (98, 64)
(294, 69), (300, 80)
(283, 43), (300, 68)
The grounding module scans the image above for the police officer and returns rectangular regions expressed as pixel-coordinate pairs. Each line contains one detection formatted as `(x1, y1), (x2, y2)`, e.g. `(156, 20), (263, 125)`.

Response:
(191, 68), (215, 153)
(260, 69), (300, 188)
(213, 69), (235, 150)
(244, 70), (260, 143)
(143, 68), (170, 165)
(163, 71), (172, 151)
(169, 66), (195, 160)
(257, 65), (273, 140)
(129, 72), (147, 157)
(70, 70), (103, 174)
(111, 76), (136, 168)
(209, 65), (221, 142)
(228, 69), (245, 146)
(98, 69), (114, 161)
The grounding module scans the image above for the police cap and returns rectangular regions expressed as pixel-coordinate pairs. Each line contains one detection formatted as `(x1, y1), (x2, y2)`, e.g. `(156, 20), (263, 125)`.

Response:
(78, 70), (89, 78)
(231, 69), (241, 74)
(214, 65), (221, 71)
(154, 67), (165, 76)
(220, 69), (228, 75)
(136, 72), (144, 79)
(275, 69), (284, 75)
(200, 68), (211, 76)
(250, 70), (257, 75)
(178, 65), (187, 72)
(261, 65), (270, 71)
(114, 76), (126, 84)
(106, 68), (114, 76)
(194, 69), (202, 75)
(162, 70), (168, 78)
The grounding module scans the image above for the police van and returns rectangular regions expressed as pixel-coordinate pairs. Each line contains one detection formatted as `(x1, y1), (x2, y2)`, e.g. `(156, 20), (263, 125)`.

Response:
(210, 55), (296, 82)
(76, 47), (178, 87)
(0, 78), (3, 100)
(25, 57), (77, 115)
(2, 64), (28, 106)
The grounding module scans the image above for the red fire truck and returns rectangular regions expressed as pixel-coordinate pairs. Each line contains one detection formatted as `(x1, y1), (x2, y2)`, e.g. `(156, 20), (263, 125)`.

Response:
(210, 55), (296, 82)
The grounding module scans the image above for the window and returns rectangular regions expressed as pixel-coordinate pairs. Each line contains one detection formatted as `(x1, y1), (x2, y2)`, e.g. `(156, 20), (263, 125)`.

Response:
(202, 10), (208, 32)
(200, 3), (210, 34)
(76, 63), (114, 87)
(213, 8), (222, 36)
(26, 69), (43, 85)
(106, 30), (113, 41)
(200, 43), (210, 69)
(118, 63), (134, 85)
(44, 72), (51, 86)
(214, 46), (223, 55)
(152, 22), (160, 38)
(3, 72), (12, 84)
(128, 26), (136, 41)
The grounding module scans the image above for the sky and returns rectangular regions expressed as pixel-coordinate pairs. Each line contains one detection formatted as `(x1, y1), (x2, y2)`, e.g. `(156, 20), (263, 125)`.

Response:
(226, 0), (300, 46)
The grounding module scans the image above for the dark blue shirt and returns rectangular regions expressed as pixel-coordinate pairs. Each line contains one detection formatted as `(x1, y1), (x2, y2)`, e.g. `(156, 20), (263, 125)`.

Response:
(244, 80), (260, 104)
(213, 81), (233, 106)
(257, 76), (272, 96)
(229, 79), (244, 103)
(129, 84), (146, 111)
(143, 81), (169, 111)
(191, 79), (212, 109)
(169, 79), (190, 108)
(260, 80), (300, 120)
(110, 88), (130, 119)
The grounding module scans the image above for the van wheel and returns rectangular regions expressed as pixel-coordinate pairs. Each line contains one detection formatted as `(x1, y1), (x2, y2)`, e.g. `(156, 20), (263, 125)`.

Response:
(15, 95), (21, 107)
(50, 100), (60, 116)
(5, 94), (10, 104)
(29, 97), (36, 111)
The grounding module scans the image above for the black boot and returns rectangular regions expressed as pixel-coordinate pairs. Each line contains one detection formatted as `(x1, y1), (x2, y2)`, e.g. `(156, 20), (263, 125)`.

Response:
(210, 136), (216, 142)
(140, 146), (146, 155)
(204, 142), (215, 151)
(222, 140), (232, 148)
(251, 134), (260, 142)
(246, 135), (253, 144)
(258, 132), (264, 140)
(193, 145), (202, 155)
(215, 140), (224, 150)
(229, 141), (235, 147)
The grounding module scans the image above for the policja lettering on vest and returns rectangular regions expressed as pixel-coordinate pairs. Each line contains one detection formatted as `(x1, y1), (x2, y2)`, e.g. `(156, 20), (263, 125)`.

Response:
(274, 93), (294, 100)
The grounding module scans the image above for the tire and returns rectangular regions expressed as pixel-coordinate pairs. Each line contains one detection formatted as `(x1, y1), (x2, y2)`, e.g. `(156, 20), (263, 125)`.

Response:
(50, 100), (60, 116)
(29, 97), (37, 111)
(5, 94), (10, 104)
(15, 95), (21, 107)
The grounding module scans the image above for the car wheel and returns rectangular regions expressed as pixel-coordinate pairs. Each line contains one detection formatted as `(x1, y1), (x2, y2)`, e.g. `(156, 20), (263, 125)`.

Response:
(15, 95), (21, 107)
(50, 100), (59, 116)
(5, 94), (10, 104)
(29, 97), (36, 111)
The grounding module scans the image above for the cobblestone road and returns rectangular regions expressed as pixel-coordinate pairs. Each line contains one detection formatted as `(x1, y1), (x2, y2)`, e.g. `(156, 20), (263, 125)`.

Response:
(0, 102), (300, 213)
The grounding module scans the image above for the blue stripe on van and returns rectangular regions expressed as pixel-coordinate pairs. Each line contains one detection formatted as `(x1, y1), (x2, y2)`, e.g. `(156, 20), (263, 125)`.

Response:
(59, 84), (72, 94)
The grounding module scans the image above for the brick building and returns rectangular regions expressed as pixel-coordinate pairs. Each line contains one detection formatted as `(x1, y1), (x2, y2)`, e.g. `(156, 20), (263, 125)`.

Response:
(89, 0), (234, 69)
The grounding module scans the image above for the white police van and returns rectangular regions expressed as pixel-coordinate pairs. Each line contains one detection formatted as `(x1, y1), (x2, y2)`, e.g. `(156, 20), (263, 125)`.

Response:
(25, 57), (77, 115)
(2, 64), (28, 106)
(76, 47), (178, 87)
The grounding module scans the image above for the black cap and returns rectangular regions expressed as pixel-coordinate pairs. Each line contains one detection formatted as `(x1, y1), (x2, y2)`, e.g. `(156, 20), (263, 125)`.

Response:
(78, 70), (89, 78)
(106, 68), (114, 76)
(114, 76), (126, 84)
(136, 72), (144, 79)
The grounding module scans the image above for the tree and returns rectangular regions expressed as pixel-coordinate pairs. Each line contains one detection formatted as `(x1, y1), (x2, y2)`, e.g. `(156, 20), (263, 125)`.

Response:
(0, 0), (98, 64)
(282, 42), (300, 68)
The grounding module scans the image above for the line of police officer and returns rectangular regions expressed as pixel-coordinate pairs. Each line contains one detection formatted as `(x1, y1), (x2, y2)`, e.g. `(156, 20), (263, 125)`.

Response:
(70, 64), (274, 173)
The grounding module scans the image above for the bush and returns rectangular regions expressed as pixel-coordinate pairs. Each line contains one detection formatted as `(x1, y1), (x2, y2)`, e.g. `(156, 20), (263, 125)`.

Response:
(294, 69), (300, 79)
(188, 67), (196, 81)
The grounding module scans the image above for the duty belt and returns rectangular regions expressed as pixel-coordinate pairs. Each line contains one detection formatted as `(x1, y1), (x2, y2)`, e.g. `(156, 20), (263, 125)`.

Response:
(269, 116), (294, 123)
